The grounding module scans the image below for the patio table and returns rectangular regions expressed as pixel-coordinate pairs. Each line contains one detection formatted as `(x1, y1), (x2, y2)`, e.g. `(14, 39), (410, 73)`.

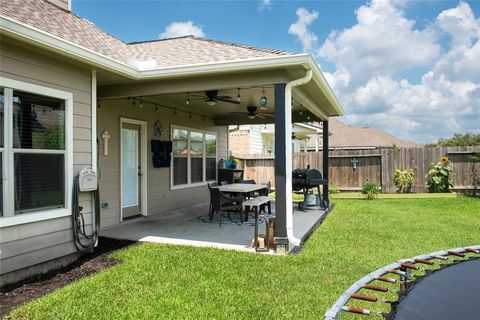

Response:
(218, 183), (268, 222)
(218, 183), (267, 195)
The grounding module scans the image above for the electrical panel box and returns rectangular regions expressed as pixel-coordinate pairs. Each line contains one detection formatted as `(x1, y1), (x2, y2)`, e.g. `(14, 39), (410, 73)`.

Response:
(79, 167), (98, 192)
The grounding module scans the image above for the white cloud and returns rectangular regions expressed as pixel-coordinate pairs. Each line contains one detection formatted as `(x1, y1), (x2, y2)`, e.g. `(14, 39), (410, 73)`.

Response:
(310, 1), (480, 143)
(318, 0), (440, 83)
(436, 1), (480, 47)
(159, 21), (205, 39)
(259, 0), (272, 11)
(288, 8), (319, 52)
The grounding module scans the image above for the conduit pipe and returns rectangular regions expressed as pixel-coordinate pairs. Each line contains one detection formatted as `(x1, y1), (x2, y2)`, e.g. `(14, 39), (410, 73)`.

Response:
(285, 69), (313, 247)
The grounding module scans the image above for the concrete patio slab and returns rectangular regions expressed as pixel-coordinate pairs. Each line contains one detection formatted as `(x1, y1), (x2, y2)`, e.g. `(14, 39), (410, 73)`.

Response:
(101, 202), (326, 253)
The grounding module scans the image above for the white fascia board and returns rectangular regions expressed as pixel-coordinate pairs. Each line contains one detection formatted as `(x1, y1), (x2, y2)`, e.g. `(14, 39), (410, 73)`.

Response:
(138, 54), (312, 79)
(305, 55), (345, 116)
(0, 16), (138, 78)
(295, 122), (321, 133)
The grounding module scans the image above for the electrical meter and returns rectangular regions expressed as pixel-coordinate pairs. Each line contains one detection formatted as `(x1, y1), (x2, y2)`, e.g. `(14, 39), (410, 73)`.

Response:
(79, 167), (98, 192)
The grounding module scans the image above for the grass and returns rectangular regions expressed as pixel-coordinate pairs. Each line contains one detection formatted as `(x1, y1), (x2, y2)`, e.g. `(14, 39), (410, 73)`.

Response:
(270, 191), (458, 202)
(332, 192), (459, 200)
(8, 197), (480, 319)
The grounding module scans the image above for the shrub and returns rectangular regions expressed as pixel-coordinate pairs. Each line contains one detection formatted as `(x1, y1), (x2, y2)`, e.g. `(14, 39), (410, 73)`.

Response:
(425, 156), (454, 193)
(394, 168), (416, 193)
(328, 184), (340, 195)
(362, 181), (380, 200)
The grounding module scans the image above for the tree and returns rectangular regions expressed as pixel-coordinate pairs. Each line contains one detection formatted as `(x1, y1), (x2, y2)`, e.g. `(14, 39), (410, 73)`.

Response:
(429, 133), (480, 147)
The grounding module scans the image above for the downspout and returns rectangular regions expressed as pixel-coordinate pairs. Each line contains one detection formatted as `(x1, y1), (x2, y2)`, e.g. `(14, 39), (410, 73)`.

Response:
(285, 69), (313, 247)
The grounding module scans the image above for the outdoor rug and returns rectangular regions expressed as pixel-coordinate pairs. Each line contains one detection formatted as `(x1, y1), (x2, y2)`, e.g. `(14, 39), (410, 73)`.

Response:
(190, 210), (275, 227)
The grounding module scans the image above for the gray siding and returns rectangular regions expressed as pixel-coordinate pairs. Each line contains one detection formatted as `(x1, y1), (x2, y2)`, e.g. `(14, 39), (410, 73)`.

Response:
(0, 40), (93, 277)
(97, 99), (228, 228)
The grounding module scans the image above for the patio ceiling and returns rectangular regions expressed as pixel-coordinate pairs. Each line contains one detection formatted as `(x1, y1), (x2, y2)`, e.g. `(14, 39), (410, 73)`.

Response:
(100, 86), (325, 126)
(97, 65), (340, 125)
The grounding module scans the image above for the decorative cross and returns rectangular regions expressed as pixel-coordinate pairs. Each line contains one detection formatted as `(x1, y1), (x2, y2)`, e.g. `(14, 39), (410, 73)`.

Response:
(350, 157), (359, 170)
(102, 130), (111, 156)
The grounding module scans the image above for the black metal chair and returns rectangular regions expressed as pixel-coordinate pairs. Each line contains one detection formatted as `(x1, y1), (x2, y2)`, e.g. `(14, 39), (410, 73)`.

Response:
(260, 181), (272, 213)
(208, 183), (243, 226)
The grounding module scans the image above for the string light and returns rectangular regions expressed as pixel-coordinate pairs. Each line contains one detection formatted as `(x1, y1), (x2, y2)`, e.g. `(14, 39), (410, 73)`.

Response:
(189, 112), (193, 119)
(185, 92), (190, 105)
(237, 88), (241, 102)
(139, 97), (143, 108)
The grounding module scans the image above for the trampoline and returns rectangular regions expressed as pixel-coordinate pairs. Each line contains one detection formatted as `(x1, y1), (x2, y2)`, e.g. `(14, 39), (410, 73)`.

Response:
(324, 245), (480, 320)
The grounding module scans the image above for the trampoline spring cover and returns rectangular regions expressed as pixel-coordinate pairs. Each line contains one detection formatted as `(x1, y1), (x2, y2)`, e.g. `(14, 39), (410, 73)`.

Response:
(323, 245), (480, 320)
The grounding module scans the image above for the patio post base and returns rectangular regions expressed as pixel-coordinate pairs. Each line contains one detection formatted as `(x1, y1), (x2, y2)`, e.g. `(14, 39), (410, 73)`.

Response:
(274, 237), (289, 255)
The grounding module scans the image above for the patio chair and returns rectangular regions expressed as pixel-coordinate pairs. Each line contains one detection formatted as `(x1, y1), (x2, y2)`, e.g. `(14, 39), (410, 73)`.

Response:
(241, 179), (257, 199)
(208, 182), (219, 217)
(208, 184), (243, 226)
(260, 181), (272, 213)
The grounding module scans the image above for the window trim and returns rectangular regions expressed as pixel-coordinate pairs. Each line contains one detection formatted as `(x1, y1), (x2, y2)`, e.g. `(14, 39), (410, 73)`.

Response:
(170, 124), (217, 190)
(0, 77), (73, 228)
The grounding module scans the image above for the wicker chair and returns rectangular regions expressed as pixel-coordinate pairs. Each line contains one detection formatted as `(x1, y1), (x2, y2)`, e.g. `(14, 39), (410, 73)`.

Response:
(207, 183), (243, 225)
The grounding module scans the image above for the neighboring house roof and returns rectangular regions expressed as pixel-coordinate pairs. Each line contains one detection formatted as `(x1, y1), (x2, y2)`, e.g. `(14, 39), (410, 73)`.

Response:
(0, 0), (289, 68)
(307, 118), (420, 149)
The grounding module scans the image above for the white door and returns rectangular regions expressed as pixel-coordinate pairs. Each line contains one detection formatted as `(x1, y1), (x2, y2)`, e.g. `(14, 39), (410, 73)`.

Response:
(121, 125), (141, 218)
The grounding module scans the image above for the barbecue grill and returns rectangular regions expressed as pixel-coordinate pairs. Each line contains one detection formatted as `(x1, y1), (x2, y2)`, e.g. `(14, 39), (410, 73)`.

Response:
(292, 167), (328, 209)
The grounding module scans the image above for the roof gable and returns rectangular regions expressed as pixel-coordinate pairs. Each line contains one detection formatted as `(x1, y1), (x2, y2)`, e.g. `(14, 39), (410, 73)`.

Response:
(1, 0), (291, 68)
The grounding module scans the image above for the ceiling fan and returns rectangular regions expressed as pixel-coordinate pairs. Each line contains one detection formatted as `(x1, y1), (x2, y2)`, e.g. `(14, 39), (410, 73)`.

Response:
(203, 90), (240, 106)
(230, 105), (274, 120)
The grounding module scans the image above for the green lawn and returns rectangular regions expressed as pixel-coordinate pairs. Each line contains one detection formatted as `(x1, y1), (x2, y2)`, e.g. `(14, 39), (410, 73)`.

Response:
(8, 197), (480, 320)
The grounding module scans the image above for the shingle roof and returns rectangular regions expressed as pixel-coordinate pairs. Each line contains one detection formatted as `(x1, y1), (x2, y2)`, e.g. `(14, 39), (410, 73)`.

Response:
(1, 0), (291, 68)
(307, 119), (420, 149)
(128, 37), (290, 68)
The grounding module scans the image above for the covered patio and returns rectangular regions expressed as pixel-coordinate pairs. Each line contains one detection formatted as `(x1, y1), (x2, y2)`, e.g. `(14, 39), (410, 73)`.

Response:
(96, 40), (343, 254)
(101, 202), (327, 253)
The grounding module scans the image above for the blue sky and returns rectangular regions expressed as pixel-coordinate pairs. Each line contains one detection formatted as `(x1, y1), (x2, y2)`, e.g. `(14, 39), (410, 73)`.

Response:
(74, 1), (480, 143)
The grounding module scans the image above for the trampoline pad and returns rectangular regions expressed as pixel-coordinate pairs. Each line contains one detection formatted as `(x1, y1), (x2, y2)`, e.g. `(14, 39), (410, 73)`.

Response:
(395, 258), (480, 320)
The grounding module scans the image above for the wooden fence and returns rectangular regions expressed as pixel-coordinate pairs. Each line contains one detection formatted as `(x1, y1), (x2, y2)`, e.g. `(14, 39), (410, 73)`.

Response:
(233, 146), (480, 193)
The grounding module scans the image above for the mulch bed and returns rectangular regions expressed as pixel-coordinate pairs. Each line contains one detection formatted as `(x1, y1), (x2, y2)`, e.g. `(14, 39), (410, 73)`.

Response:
(0, 237), (136, 318)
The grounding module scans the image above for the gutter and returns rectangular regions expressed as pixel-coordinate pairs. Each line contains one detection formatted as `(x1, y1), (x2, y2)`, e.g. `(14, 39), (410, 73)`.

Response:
(285, 69), (313, 247)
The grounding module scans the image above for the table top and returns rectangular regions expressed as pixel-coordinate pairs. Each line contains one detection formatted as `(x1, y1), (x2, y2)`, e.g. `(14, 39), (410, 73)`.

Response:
(218, 183), (267, 193)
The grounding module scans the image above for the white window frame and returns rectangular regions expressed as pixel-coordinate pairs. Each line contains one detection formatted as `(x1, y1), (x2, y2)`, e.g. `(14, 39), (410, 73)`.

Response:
(0, 77), (73, 228)
(170, 125), (217, 190)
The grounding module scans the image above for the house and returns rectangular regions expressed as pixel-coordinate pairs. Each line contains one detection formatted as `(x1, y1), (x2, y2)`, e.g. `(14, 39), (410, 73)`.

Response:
(0, 0), (343, 284)
(306, 118), (419, 150)
(229, 123), (321, 155)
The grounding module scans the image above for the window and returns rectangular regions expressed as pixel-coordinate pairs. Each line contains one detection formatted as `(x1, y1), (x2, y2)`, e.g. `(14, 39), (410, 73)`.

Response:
(0, 79), (72, 224)
(171, 126), (217, 188)
(13, 90), (66, 213)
